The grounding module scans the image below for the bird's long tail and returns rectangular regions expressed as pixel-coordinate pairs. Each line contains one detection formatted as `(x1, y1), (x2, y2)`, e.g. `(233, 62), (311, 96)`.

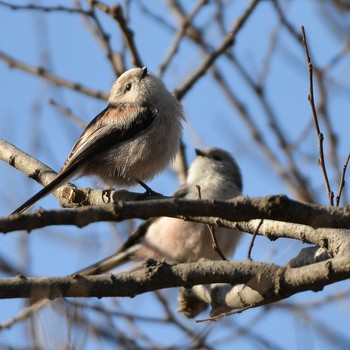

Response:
(71, 218), (155, 275)
(71, 244), (141, 276)
(11, 166), (78, 215)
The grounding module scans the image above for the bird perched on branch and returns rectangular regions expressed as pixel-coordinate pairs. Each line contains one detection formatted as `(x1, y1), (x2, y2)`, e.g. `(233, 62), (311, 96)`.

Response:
(11, 67), (184, 215)
(74, 147), (243, 275)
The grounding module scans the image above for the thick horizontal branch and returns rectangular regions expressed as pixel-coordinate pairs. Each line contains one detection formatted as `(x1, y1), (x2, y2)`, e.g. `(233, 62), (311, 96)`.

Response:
(0, 256), (349, 306)
(0, 260), (272, 299)
(2, 195), (350, 233)
(2, 140), (350, 234)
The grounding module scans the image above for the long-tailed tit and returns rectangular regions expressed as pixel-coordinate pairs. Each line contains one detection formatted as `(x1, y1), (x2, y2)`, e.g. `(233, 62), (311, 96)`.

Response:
(11, 67), (184, 215)
(74, 147), (243, 275)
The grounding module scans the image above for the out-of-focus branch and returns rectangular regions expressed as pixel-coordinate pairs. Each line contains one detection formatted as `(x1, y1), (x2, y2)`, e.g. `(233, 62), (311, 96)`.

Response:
(91, 1), (144, 68)
(272, 0), (303, 42)
(210, 66), (315, 202)
(0, 1), (90, 14)
(49, 99), (87, 129)
(173, 141), (188, 185)
(79, 1), (121, 77)
(170, 2), (315, 202)
(174, 0), (259, 100)
(158, 0), (208, 77)
(154, 291), (213, 350)
(0, 50), (109, 100)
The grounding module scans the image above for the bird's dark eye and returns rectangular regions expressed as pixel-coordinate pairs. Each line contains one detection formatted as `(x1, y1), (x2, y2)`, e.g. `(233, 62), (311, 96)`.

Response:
(212, 155), (222, 161)
(125, 83), (132, 91)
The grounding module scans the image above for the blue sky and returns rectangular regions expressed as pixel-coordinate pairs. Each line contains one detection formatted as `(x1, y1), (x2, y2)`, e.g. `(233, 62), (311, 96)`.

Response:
(1, 1), (350, 349)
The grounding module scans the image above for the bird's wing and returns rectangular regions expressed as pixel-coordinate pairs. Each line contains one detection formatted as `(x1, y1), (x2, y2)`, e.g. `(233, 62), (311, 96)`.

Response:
(61, 105), (157, 173)
(11, 105), (156, 215)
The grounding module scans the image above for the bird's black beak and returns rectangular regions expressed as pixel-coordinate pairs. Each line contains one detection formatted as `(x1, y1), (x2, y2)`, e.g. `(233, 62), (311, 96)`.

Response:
(141, 66), (148, 79)
(195, 148), (205, 157)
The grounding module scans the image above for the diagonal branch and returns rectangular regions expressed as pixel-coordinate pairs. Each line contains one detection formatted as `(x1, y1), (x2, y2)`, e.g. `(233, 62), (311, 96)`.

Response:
(0, 50), (108, 100)
(92, 2), (144, 68)
(158, 0), (208, 77)
(174, 0), (259, 100)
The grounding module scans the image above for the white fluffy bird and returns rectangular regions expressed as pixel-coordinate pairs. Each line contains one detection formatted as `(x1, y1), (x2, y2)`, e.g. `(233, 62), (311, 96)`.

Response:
(75, 147), (243, 275)
(11, 67), (184, 215)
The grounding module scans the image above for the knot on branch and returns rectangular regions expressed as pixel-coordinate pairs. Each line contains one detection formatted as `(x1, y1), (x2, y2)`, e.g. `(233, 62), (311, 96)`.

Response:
(60, 186), (88, 207)
(265, 195), (290, 215)
(145, 259), (172, 278)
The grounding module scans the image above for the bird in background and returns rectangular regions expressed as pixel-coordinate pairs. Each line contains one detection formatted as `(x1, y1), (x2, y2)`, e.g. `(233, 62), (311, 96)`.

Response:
(11, 67), (184, 215)
(74, 147), (243, 276)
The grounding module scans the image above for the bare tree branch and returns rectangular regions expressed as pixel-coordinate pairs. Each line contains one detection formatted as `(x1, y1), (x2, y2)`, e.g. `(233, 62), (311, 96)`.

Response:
(0, 50), (108, 100)
(158, 0), (208, 77)
(0, 1), (90, 14)
(336, 152), (350, 206)
(301, 26), (334, 205)
(2, 194), (350, 233)
(92, 2), (144, 68)
(1, 0), (350, 346)
(174, 0), (259, 100)
(0, 256), (349, 317)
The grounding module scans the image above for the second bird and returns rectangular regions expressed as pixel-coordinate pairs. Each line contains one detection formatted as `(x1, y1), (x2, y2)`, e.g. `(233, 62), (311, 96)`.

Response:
(74, 147), (243, 275)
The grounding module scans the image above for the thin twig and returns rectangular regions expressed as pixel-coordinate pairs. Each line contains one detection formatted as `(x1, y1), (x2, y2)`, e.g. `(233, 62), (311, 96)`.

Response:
(274, 2), (342, 199)
(196, 303), (257, 323)
(247, 219), (263, 260)
(195, 185), (227, 260)
(335, 152), (350, 206)
(208, 225), (227, 261)
(301, 26), (334, 205)
(314, 68), (341, 194)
